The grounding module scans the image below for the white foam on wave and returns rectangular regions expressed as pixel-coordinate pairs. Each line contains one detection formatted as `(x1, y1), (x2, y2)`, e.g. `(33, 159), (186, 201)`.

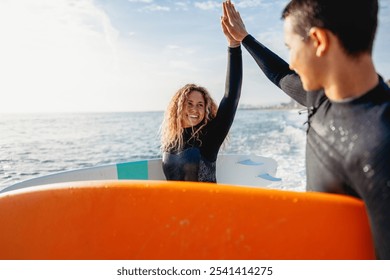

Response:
(226, 110), (307, 191)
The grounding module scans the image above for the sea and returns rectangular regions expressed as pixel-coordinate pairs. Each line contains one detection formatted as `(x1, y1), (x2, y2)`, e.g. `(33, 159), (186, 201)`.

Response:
(0, 109), (307, 192)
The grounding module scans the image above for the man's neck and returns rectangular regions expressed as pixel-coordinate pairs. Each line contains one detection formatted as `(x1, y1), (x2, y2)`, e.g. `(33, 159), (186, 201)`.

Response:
(324, 53), (378, 101)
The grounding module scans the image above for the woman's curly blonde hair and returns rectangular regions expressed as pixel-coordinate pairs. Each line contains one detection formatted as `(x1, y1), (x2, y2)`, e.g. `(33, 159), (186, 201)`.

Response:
(160, 84), (218, 152)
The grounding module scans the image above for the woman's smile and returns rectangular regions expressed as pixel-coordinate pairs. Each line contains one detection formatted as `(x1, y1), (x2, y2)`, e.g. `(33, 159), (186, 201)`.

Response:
(182, 90), (205, 128)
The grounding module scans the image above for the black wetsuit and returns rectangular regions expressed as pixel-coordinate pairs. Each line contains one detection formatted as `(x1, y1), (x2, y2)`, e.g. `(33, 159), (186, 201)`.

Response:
(162, 46), (242, 182)
(242, 34), (390, 259)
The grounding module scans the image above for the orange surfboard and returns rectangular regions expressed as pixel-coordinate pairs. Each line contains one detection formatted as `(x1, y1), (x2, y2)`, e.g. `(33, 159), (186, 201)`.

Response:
(0, 180), (375, 259)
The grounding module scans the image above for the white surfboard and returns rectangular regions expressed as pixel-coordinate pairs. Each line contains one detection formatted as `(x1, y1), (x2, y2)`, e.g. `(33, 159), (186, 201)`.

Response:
(1, 154), (280, 193)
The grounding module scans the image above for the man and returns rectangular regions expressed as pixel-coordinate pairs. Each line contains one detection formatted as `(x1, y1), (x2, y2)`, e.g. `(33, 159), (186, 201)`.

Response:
(222, 0), (390, 259)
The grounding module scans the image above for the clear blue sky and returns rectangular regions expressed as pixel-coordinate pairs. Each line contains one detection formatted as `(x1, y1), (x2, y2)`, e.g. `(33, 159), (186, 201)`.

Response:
(1, 0), (389, 113)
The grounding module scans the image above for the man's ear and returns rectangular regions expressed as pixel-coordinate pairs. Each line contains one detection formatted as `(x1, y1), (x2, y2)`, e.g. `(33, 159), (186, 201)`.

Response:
(309, 27), (329, 57)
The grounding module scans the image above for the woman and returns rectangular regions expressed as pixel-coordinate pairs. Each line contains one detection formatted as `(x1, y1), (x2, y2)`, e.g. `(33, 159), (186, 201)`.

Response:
(160, 13), (242, 182)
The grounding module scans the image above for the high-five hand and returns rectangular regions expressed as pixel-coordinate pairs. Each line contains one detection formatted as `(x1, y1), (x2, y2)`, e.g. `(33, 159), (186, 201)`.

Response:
(221, 0), (248, 42)
(221, 1), (240, 47)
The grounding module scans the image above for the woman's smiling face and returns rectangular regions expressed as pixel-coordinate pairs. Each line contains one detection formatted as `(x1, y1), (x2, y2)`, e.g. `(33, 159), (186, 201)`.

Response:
(182, 90), (206, 128)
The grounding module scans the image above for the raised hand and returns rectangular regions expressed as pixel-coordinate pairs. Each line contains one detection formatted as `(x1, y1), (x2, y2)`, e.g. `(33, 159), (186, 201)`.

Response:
(221, 1), (240, 47)
(221, 0), (248, 42)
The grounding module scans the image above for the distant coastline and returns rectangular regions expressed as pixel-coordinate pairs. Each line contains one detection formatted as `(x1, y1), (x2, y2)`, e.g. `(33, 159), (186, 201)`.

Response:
(239, 98), (305, 110)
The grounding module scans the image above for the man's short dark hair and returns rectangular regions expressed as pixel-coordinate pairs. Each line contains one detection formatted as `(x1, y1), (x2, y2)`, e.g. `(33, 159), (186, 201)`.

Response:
(282, 0), (378, 56)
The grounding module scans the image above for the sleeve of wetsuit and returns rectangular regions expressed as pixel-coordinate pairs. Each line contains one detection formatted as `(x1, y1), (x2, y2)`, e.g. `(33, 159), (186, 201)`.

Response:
(204, 46), (242, 160)
(242, 34), (307, 106)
